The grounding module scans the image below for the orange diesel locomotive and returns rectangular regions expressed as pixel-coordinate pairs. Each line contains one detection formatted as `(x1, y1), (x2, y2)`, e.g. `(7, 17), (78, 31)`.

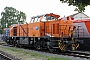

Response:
(7, 13), (79, 51)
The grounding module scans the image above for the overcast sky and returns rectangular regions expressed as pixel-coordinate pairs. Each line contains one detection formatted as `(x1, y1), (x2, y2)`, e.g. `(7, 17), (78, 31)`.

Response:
(0, 0), (90, 23)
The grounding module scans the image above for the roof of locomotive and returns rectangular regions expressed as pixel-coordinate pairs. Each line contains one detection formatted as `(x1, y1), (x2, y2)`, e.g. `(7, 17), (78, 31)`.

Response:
(31, 13), (60, 19)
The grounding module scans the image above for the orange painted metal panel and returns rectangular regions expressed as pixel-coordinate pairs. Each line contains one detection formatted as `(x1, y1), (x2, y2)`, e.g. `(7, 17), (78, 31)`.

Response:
(9, 26), (13, 36)
(17, 23), (28, 36)
(9, 23), (28, 37)
(45, 19), (74, 38)
(9, 25), (19, 36)
(17, 25), (20, 36)
(28, 22), (45, 37)
(45, 21), (50, 36)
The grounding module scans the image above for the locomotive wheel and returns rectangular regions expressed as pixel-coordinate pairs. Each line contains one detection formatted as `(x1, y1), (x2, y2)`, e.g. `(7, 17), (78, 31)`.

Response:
(15, 40), (19, 47)
(49, 48), (55, 52)
(12, 38), (17, 46)
(18, 45), (22, 48)
(6, 40), (10, 45)
(13, 40), (16, 46)
(9, 40), (12, 45)
(15, 40), (21, 48)
(48, 46), (55, 52)
(35, 41), (41, 50)
(49, 48), (54, 52)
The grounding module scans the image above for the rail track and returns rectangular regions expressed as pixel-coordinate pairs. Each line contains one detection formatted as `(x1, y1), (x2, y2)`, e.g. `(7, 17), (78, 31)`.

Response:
(45, 50), (90, 59)
(2, 44), (90, 59)
(0, 50), (20, 60)
(61, 51), (90, 59)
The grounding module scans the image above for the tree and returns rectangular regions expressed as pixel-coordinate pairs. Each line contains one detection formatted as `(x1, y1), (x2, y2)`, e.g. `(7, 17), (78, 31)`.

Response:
(60, 0), (90, 12)
(0, 6), (26, 33)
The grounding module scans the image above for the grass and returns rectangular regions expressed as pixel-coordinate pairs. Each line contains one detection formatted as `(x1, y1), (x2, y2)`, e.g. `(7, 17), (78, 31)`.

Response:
(0, 45), (71, 60)
(0, 41), (6, 45)
(47, 57), (70, 60)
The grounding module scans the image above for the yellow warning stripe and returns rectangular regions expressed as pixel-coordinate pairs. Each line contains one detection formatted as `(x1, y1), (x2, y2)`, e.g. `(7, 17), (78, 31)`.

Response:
(76, 43), (79, 49)
(72, 43), (80, 50)
(72, 38), (74, 43)
(58, 43), (65, 50)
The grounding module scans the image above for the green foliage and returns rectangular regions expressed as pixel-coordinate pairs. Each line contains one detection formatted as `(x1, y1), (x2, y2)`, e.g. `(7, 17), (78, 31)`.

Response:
(0, 6), (26, 33)
(60, 0), (90, 12)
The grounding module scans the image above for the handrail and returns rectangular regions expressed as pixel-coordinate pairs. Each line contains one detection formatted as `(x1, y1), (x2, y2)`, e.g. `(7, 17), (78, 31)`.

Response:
(19, 24), (27, 34)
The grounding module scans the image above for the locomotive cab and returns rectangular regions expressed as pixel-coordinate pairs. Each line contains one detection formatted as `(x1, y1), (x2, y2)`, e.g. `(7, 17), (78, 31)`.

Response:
(28, 13), (60, 37)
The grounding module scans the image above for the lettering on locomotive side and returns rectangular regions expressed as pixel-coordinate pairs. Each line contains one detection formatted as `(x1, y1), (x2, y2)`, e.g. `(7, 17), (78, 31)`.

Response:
(30, 28), (33, 30)
(30, 26), (39, 30)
